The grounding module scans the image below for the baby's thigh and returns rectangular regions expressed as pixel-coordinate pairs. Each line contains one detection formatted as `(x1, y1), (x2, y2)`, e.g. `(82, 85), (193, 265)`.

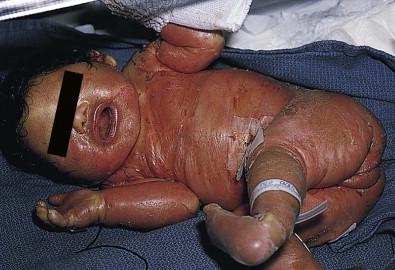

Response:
(296, 170), (385, 246)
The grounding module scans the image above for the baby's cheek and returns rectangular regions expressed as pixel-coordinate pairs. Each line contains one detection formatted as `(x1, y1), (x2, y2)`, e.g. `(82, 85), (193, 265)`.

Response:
(93, 145), (127, 173)
(66, 137), (124, 181)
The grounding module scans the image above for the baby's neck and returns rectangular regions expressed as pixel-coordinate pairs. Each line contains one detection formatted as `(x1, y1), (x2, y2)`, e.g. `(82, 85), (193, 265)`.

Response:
(105, 75), (204, 185)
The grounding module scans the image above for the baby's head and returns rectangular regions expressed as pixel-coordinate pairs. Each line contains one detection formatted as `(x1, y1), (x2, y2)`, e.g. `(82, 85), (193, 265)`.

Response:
(0, 48), (140, 182)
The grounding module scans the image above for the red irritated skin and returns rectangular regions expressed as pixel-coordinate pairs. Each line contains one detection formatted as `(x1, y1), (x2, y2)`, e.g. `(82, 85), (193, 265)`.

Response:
(24, 62), (141, 181)
(29, 24), (386, 268)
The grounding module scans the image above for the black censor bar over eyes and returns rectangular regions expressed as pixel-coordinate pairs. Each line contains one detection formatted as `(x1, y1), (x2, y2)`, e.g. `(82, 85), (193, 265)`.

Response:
(47, 71), (83, 157)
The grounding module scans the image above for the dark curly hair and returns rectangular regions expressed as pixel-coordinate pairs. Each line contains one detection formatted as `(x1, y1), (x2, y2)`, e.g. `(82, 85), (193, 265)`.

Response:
(0, 46), (94, 175)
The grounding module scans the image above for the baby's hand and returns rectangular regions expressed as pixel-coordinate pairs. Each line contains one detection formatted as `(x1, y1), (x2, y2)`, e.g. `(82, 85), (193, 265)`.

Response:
(158, 24), (224, 73)
(35, 189), (105, 230)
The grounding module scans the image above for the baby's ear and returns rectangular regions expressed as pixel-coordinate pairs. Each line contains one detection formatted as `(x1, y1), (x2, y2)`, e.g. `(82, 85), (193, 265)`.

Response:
(88, 50), (117, 68)
(103, 55), (117, 68)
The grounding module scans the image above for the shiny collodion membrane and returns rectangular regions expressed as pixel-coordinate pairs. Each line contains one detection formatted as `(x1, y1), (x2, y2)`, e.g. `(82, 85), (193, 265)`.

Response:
(47, 71), (83, 157)
(46, 70), (328, 223)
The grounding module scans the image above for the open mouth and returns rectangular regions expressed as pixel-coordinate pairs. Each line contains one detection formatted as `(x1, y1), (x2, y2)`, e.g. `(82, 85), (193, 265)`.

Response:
(93, 102), (118, 144)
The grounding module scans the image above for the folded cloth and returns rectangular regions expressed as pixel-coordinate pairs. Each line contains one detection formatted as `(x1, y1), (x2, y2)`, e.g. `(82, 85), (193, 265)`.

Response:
(100, 0), (252, 32)
(226, 0), (395, 55)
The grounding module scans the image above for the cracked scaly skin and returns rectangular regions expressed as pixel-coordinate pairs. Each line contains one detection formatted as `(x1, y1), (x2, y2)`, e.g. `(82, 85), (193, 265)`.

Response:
(113, 26), (386, 266)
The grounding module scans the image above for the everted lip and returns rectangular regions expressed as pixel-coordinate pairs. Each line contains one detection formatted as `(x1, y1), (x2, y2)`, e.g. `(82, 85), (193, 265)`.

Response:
(93, 101), (118, 145)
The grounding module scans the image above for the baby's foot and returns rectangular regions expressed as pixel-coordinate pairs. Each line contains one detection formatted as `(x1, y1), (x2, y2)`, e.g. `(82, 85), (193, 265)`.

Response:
(204, 203), (287, 266)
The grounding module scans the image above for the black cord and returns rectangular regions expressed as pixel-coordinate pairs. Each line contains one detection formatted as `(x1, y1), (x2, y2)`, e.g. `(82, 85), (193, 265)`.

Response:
(75, 226), (149, 270)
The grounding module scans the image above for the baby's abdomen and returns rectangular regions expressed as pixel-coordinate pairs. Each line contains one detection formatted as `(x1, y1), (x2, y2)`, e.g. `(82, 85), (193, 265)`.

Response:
(170, 69), (296, 209)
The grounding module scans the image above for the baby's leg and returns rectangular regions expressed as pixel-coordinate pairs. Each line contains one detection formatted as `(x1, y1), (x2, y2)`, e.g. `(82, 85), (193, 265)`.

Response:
(297, 168), (385, 246)
(297, 104), (386, 246)
(204, 90), (386, 266)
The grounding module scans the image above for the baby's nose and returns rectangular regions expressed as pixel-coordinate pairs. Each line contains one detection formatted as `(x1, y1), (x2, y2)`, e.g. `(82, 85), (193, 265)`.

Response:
(73, 101), (89, 133)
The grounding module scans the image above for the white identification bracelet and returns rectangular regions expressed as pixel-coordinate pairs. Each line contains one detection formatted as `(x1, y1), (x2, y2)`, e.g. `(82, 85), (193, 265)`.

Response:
(250, 179), (302, 211)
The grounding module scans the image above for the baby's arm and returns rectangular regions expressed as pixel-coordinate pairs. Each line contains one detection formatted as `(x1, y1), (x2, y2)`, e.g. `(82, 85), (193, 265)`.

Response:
(36, 179), (199, 230)
(122, 23), (224, 78)
(157, 24), (224, 73)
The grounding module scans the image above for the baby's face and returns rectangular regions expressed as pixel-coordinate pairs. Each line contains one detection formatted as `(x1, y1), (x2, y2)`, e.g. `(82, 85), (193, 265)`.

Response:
(23, 62), (141, 182)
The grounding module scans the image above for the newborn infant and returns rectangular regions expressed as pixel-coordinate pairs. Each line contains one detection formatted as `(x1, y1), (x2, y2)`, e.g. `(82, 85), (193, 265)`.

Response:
(3, 24), (386, 269)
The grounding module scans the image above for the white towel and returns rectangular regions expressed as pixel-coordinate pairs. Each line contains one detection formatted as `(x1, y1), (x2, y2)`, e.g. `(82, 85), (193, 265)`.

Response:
(226, 0), (395, 55)
(100, 0), (252, 32)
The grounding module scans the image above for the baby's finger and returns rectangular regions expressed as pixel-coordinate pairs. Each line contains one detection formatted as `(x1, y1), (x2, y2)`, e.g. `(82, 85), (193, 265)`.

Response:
(48, 193), (67, 206)
(47, 209), (69, 227)
(35, 200), (51, 225)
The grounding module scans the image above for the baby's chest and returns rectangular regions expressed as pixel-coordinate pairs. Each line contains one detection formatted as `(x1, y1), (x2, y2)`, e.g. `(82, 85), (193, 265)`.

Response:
(141, 72), (275, 177)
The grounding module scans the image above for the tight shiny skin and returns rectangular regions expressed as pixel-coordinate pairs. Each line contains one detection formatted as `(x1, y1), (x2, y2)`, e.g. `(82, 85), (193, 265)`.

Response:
(32, 24), (386, 268)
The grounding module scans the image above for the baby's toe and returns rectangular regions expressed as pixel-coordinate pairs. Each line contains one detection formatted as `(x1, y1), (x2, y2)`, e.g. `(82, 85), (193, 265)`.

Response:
(203, 203), (221, 215)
